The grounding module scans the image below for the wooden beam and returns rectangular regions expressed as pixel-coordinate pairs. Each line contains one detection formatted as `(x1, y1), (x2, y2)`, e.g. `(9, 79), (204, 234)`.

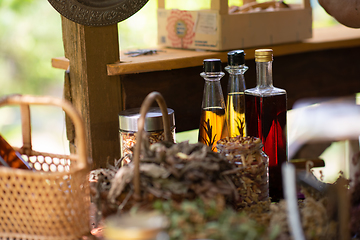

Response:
(61, 16), (123, 169)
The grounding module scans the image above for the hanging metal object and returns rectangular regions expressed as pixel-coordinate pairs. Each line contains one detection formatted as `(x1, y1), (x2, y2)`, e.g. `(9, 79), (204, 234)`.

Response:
(48, 0), (149, 26)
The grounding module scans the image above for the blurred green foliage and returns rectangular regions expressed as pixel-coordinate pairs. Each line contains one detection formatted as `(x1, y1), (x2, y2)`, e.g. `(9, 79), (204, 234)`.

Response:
(0, 0), (63, 96)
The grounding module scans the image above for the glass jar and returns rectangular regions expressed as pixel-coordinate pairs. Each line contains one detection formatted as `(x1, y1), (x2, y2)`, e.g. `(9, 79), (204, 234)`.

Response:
(119, 107), (175, 164)
(216, 136), (269, 208)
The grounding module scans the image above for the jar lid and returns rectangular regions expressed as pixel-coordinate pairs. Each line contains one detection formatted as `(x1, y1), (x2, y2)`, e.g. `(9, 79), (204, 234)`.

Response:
(119, 107), (175, 132)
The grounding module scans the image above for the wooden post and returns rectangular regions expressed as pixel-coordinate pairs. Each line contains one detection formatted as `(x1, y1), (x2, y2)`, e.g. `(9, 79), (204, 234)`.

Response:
(346, 139), (360, 188)
(303, 0), (311, 9)
(211, 0), (228, 15)
(61, 16), (123, 169)
(158, 0), (165, 9)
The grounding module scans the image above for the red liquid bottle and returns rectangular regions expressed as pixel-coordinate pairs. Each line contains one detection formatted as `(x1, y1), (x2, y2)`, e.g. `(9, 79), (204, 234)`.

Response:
(245, 49), (287, 202)
(0, 134), (32, 170)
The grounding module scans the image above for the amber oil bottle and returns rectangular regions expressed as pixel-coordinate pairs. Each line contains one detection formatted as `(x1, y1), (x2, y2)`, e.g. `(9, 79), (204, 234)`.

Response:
(0, 134), (32, 170)
(198, 59), (228, 151)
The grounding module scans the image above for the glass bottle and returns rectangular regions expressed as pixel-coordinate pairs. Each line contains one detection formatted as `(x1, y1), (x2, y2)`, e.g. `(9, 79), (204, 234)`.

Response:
(198, 58), (228, 151)
(244, 49), (287, 201)
(225, 50), (248, 138)
(0, 134), (32, 170)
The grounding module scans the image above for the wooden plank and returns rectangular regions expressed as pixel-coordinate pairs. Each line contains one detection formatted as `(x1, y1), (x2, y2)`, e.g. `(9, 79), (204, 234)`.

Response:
(108, 49), (227, 75)
(107, 25), (360, 75)
(61, 16), (123, 169)
(53, 25), (360, 75)
(52, 57), (70, 71)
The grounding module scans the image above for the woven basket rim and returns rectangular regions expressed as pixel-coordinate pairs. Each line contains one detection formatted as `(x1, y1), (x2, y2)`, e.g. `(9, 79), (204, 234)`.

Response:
(0, 164), (86, 176)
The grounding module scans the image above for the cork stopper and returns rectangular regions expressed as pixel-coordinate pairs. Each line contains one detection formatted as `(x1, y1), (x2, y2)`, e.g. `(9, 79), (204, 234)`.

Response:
(255, 49), (273, 62)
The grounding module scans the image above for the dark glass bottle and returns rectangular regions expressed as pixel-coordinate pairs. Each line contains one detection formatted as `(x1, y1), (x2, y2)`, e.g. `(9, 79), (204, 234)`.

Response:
(244, 49), (287, 201)
(0, 134), (32, 170)
(198, 59), (228, 151)
(225, 50), (248, 138)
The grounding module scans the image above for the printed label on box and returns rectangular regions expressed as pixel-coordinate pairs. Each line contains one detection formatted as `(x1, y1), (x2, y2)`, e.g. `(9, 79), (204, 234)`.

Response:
(165, 10), (196, 48)
(195, 12), (217, 35)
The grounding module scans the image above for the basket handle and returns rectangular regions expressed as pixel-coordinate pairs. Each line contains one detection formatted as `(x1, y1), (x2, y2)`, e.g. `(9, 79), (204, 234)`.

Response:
(0, 94), (88, 170)
(133, 91), (172, 200)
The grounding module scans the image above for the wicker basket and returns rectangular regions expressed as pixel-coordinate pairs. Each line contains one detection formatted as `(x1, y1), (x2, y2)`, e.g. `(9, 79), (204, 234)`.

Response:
(0, 95), (90, 240)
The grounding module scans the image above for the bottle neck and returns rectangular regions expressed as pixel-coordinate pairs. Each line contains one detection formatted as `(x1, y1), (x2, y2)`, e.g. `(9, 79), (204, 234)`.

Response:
(200, 72), (225, 81)
(256, 61), (273, 89)
(200, 72), (225, 109)
(225, 65), (248, 93)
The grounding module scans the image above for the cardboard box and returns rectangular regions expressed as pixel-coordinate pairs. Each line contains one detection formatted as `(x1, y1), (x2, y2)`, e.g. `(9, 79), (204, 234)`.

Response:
(157, 0), (312, 51)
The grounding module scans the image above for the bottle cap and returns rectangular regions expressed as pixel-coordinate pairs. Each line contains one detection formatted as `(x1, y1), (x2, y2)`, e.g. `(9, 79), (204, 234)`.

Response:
(203, 59), (222, 72)
(255, 49), (273, 62)
(227, 50), (245, 66)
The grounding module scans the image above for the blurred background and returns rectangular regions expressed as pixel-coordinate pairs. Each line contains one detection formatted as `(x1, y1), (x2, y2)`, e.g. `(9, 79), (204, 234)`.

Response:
(0, 0), (340, 179)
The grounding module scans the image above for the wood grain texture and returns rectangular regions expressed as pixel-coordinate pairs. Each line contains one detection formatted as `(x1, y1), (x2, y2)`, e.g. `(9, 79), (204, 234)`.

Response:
(62, 16), (123, 169)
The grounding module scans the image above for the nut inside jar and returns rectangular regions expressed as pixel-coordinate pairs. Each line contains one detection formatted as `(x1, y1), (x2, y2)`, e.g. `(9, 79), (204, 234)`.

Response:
(217, 136), (269, 208)
(119, 107), (176, 164)
(120, 127), (175, 164)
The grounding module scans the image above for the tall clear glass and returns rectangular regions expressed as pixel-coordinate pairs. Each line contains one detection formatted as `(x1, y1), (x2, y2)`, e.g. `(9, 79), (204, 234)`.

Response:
(225, 50), (248, 138)
(198, 59), (228, 151)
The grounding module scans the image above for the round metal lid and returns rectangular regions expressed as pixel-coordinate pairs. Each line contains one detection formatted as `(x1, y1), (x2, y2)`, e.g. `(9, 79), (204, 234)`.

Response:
(255, 49), (273, 62)
(119, 107), (175, 132)
(48, 0), (149, 26)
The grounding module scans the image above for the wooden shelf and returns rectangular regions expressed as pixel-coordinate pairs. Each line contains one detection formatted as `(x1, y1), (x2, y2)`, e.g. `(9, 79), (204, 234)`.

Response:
(52, 25), (360, 76)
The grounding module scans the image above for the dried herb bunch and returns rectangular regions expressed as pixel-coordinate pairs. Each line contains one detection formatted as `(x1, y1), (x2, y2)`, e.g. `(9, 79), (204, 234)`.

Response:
(150, 173), (343, 240)
(217, 136), (269, 208)
(89, 140), (360, 240)
(152, 196), (278, 240)
(106, 141), (241, 213)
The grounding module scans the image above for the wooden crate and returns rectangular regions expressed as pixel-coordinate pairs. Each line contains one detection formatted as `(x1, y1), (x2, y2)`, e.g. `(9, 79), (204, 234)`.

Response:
(157, 0), (312, 51)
